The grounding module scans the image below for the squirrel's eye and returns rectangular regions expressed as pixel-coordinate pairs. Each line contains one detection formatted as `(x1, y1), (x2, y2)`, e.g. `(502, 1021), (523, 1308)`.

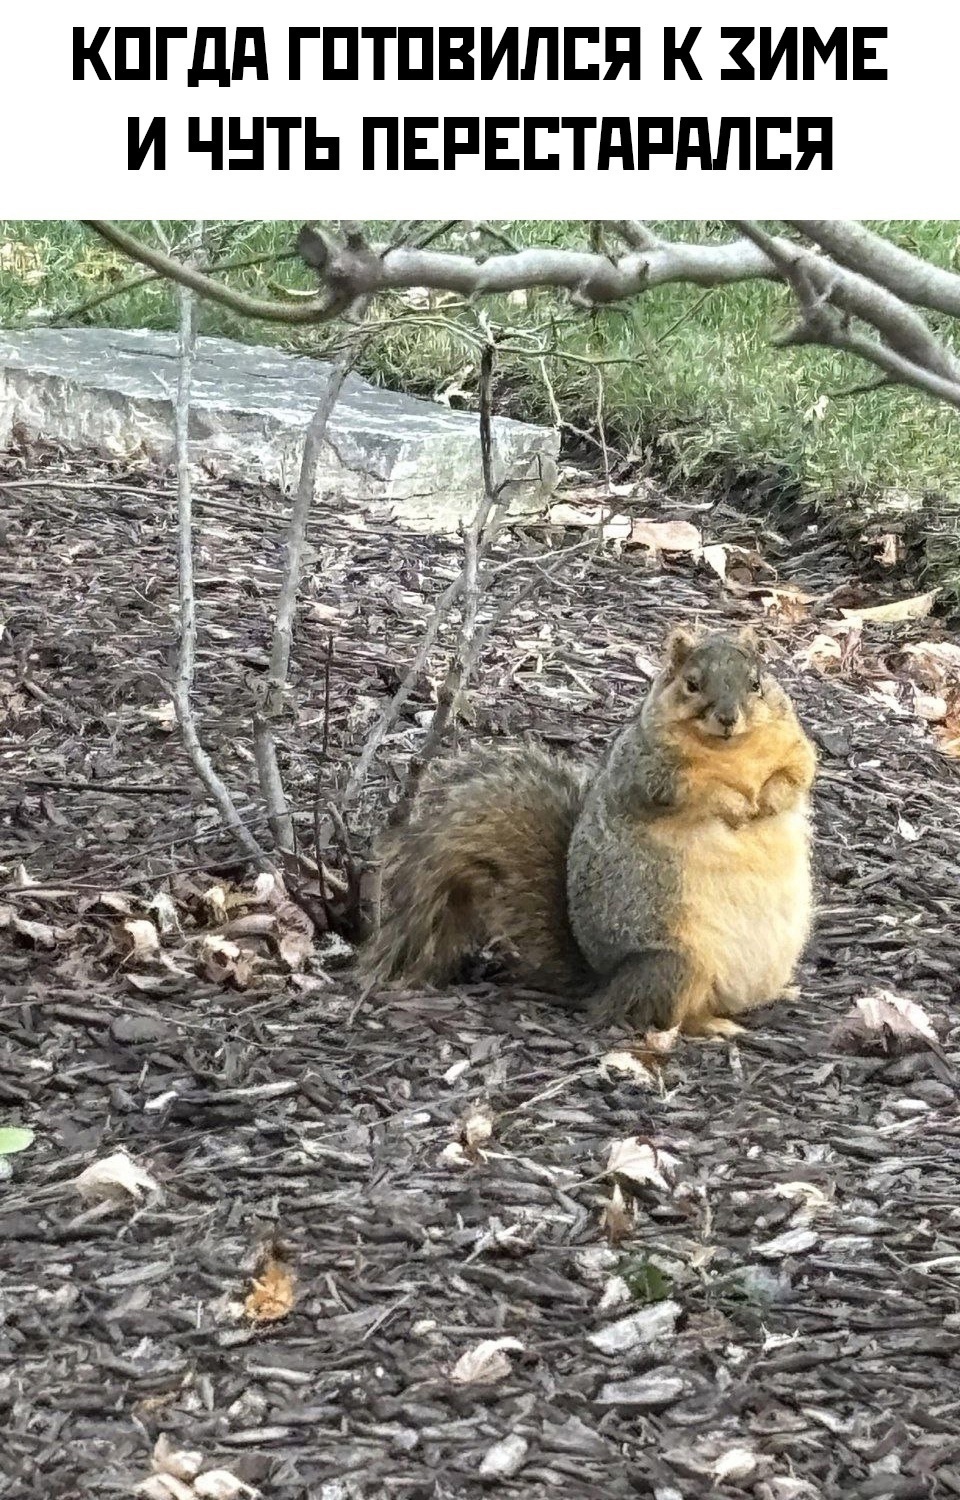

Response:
(751, 677), (762, 694)
(684, 677), (699, 694)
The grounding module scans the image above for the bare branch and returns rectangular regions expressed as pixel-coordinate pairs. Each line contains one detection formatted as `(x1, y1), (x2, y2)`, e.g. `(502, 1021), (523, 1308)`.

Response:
(263, 347), (363, 722)
(84, 220), (337, 324)
(790, 220), (960, 320)
(735, 221), (960, 411)
(169, 231), (275, 873)
(89, 218), (780, 321)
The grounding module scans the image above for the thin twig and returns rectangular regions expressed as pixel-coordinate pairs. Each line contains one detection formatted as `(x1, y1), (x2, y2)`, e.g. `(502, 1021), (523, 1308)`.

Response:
(168, 225), (275, 875)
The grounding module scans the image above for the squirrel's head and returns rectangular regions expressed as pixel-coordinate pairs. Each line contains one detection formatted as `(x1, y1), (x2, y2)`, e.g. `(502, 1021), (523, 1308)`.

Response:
(657, 626), (774, 741)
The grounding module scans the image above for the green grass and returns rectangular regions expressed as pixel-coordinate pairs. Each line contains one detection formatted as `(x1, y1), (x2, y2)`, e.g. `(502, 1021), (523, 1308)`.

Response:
(2, 219), (959, 569)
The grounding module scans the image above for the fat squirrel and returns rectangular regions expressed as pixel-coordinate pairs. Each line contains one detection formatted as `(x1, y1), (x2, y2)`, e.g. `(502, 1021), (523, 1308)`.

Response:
(363, 626), (816, 1038)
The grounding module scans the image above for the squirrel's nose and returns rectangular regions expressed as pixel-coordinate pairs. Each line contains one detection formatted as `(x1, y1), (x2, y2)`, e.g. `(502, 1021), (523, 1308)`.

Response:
(715, 707), (737, 728)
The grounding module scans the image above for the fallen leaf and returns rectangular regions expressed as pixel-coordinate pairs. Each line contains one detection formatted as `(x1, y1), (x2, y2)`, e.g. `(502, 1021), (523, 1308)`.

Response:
(626, 519), (701, 555)
(449, 1337), (524, 1385)
(244, 1255), (296, 1323)
(150, 891), (181, 935)
(798, 633), (843, 671)
(835, 990), (939, 1053)
(713, 1447), (759, 1483)
(702, 543), (728, 582)
(599, 1183), (635, 1246)
(121, 918), (161, 961)
(0, 906), (61, 948)
(199, 935), (255, 990)
(203, 885), (230, 924)
(152, 1435), (204, 1483)
(840, 590), (938, 624)
(599, 1051), (658, 1087)
(605, 1138), (678, 1193)
(136, 1477), (196, 1500)
(479, 1434), (529, 1479)
(459, 1104), (494, 1158)
(875, 533), (903, 568)
(760, 586), (813, 625)
(142, 701), (177, 732)
(193, 1471), (259, 1499)
(273, 897), (314, 971)
(547, 502), (631, 539)
(771, 1181), (832, 1226)
(98, 890), (135, 915)
(75, 1150), (159, 1204)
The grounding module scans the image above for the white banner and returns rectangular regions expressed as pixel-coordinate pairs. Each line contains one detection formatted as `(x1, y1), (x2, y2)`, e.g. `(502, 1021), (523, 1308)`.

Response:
(0, 0), (950, 215)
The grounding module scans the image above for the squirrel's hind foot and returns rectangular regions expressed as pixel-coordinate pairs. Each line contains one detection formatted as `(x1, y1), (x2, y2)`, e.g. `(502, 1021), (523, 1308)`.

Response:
(679, 1013), (744, 1040)
(587, 947), (690, 1033)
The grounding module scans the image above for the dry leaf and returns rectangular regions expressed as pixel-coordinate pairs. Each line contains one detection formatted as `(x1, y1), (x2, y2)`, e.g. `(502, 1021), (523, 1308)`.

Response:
(599, 1183), (635, 1246)
(599, 1051), (658, 1087)
(136, 1477), (196, 1500)
(760, 586), (813, 625)
(98, 890), (135, 915)
(152, 1435), (204, 1483)
(199, 935), (255, 990)
(771, 1181), (832, 1226)
(840, 590), (938, 624)
(627, 519), (701, 554)
(449, 1337), (524, 1385)
(193, 1472), (259, 1499)
(245, 1255), (296, 1323)
(913, 690), (948, 723)
(605, 1138), (678, 1193)
(203, 885), (230, 923)
(75, 1150), (159, 1205)
(713, 1447), (759, 1483)
(798, 633), (843, 671)
(875, 533), (903, 568)
(840, 990), (939, 1052)
(547, 502), (630, 539)
(150, 890), (181, 935)
(273, 898), (314, 971)
(458, 1103), (494, 1160)
(121, 918), (161, 961)
(702, 543), (729, 582)
(479, 1434), (529, 1479)
(142, 701), (177, 732)
(0, 907), (60, 947)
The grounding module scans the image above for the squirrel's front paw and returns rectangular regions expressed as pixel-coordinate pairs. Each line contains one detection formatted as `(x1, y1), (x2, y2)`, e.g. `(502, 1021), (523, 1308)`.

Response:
(757, 772), (800, 816)
(718, 790), (758, 827)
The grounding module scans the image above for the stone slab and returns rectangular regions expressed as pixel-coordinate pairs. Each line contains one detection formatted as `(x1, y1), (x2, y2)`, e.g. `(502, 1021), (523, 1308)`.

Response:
(0, 327), (559, 530)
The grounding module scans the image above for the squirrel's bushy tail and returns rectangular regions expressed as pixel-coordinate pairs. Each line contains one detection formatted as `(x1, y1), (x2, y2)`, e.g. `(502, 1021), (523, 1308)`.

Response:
(363, 745), (592, 995)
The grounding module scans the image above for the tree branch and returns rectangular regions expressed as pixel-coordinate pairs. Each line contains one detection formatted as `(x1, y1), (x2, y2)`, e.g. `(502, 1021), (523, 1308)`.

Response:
(169, 230), (275, 873)
(789, 220), (960, 320)
(735, 221), (960, 411)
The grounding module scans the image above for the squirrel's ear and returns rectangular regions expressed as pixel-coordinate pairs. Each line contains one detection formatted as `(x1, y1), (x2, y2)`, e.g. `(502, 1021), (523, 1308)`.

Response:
(665, 626), (698, 670)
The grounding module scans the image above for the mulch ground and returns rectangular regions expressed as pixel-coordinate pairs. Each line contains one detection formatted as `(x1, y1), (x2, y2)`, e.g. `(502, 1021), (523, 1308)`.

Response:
(4, 442), (960, 1500)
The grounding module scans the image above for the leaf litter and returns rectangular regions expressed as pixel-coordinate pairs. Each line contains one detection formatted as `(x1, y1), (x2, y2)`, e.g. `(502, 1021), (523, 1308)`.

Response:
(4, 445), (960, 1498)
